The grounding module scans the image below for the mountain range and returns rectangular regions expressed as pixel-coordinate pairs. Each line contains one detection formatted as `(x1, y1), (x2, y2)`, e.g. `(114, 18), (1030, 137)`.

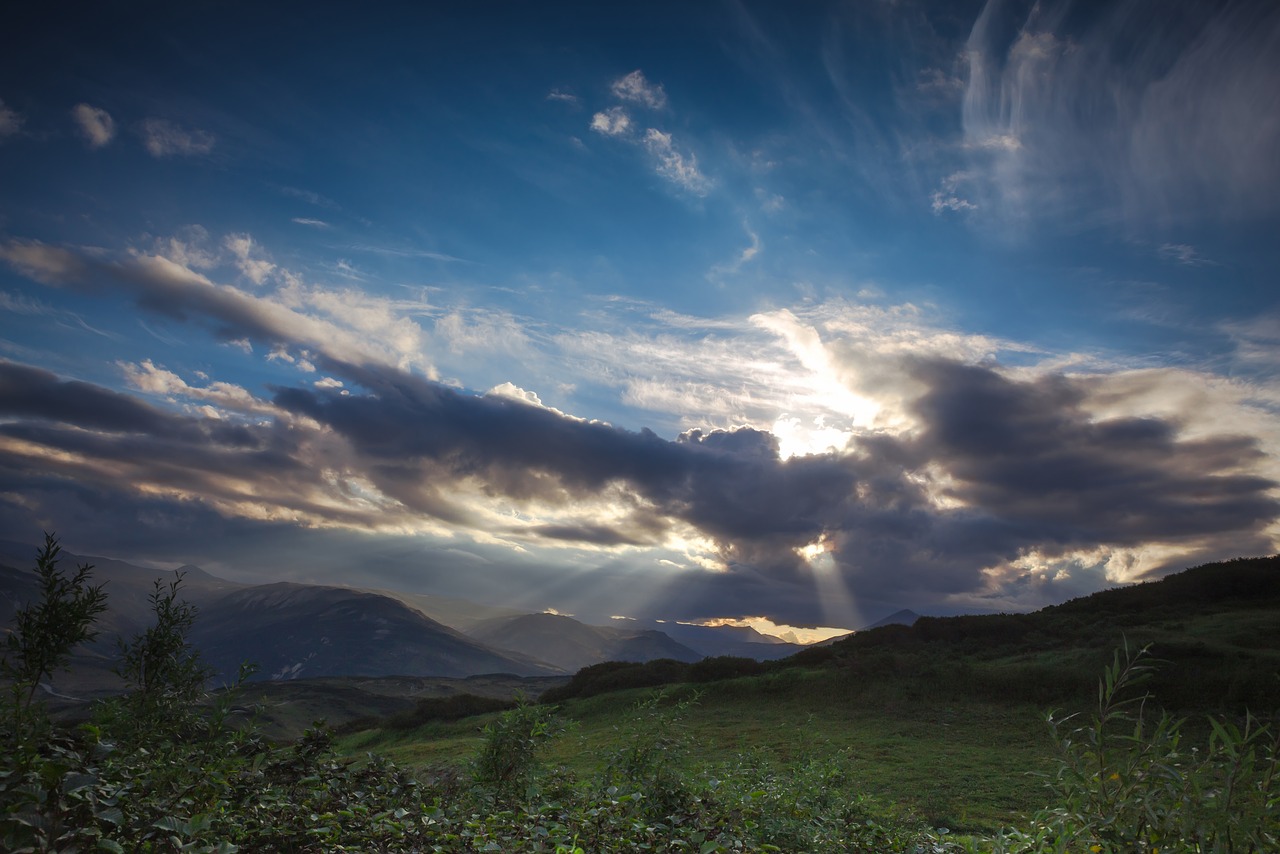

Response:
(0, 540), (822, 688)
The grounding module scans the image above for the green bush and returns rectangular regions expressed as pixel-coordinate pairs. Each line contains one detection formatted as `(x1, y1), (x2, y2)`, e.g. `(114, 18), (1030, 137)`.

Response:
(977, 642), (1279, 853)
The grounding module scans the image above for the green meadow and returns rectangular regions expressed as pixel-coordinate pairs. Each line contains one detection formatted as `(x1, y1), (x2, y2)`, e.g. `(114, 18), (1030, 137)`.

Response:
(4, 546), (1278, 851)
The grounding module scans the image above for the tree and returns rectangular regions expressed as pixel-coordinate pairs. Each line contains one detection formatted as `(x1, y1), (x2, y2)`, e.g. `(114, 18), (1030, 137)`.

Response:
(110, 573), (214, 737)
(1, 533), (108, 729)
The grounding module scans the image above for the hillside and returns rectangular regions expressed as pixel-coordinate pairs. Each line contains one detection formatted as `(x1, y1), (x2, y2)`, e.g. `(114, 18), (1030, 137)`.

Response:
(541, 555), (1280, 712)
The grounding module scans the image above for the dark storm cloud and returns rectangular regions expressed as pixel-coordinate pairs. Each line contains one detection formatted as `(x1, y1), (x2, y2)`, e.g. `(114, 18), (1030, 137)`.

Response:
(2, 236), (1278, 621)
(778, 358), (1280, 612)
(0, 360), (185, 437)
(905, 359), (1279, 546)
(530, 524), (652, 547)
(273, 375), (864, 571)
(1, 345), (1276, 626)
(0, 359), (390, 534)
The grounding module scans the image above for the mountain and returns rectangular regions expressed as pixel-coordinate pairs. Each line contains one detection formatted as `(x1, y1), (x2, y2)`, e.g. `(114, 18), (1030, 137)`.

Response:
(634, 620), (805, 660)
(190, 583), (564, 680)
(862, 609), (922, 630)
(467, 612), (702, 672)
(0, 541), (244, 673)
(359, 587), (525, 632)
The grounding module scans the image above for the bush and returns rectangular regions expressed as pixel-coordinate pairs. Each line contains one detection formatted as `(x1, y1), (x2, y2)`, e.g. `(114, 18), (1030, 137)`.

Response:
(977, 642), (1279, 853)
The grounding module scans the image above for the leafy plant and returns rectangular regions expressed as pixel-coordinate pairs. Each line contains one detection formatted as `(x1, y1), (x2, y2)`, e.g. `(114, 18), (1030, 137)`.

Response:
(979, 642), (1279, 853)
(1, 533), (107, 734)
(472, 696), (567, 802)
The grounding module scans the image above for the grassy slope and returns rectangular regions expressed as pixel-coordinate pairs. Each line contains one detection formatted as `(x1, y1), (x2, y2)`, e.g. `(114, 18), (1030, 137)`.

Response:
(339, 672), (1055, 834)
(335, 555), (1280, 835)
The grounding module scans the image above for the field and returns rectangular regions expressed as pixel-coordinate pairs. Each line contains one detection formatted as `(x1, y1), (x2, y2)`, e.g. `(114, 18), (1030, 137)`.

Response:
(339, 670), (1058, 835)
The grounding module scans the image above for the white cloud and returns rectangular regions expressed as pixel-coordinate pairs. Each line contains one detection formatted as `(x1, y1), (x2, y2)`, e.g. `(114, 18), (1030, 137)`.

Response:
(71, 103), (115, 148)
(154, 225), (218, 270)
(642, 129), (711, 195)
(590, 106), (631, 136)
(0, 100), (23, 139)
(314, 376), (344, 389)
(292, 218), (330, 229)
(931, 171), (978, 214)
(224, 234), (276, 285)
(0, 237), (433, 376)
(140, 118), (215, 157)
(610, 70), (667, 109)
(547, 88), (579, 105)
(121, 359), (278, 417)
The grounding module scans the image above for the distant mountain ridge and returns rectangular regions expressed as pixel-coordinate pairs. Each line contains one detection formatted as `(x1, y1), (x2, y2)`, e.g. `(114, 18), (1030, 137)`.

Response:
(191, 583), (561, 680)
(466, 612), (703, 672)
(2, 540), (803, 685)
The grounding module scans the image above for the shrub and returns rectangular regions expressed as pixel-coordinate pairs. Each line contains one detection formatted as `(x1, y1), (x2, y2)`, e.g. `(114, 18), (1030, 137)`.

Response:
(471, 697), (567, 802)
(977, 642), (1279, 853)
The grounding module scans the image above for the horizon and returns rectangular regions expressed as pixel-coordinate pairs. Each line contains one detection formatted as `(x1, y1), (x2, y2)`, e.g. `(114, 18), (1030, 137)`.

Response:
(1, 1), (1278, 635)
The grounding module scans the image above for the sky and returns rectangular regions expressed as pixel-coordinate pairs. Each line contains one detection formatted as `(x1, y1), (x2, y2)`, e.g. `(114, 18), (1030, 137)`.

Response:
(1, 0), (1278, 638)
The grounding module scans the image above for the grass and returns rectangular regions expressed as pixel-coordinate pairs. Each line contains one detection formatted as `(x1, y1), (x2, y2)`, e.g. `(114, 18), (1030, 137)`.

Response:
(337, 669), (1059, 835)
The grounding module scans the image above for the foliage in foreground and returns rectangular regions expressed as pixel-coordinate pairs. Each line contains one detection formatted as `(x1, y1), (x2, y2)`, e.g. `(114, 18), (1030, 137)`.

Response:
(980, 643), (1279, 854)
(0, 535), (955, 852)
(1, 535), (1276, 852)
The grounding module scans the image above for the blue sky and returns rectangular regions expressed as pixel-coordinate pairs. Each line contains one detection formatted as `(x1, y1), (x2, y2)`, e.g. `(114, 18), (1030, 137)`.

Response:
(1, 0), (1278, 637)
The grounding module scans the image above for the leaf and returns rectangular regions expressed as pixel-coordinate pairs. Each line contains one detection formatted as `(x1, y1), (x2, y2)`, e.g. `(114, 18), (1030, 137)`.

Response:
(96, 806), (125, 826)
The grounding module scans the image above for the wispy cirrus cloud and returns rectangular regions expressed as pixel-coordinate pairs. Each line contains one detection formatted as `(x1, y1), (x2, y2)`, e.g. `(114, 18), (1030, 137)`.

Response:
(1158, 243), (1214, 267)
(71, 104), (115, 148)
(642, 129), (711, 195)
(547, 88), (579, 105)
(139, 118), (215, 157)
(278, 186), (340, 209)
(930, 171), (977, 215)
(961, 0), (1280, 230)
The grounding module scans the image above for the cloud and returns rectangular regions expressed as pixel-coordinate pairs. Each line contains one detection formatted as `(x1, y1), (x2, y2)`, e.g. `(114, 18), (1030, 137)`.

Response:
(1158, 243), (1213, 267)
(292, 218), (330, 229)
(930, 171), (977, 215)
(707, 224), (761, 279)
(341, 243), (466, 263)
(610, 70), (667, 109)
(71, 103), (115, 148)
(139, 118), (215, 157)
(962, 0), (1280, 229)
(0, 100), (22, 139)
(547, 88), (579, 105)
(916, 67), (964, 98)
(121, 359), (279, 417)
(224, 233), (276, 285)
(589, 106), (632, 137)
(0, 237), (430, 375)
(3, 235), (1278, 624)
(279, 186), (339, 209)
(642, 129), (711, 195)
(4, 346), (1273, 625)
